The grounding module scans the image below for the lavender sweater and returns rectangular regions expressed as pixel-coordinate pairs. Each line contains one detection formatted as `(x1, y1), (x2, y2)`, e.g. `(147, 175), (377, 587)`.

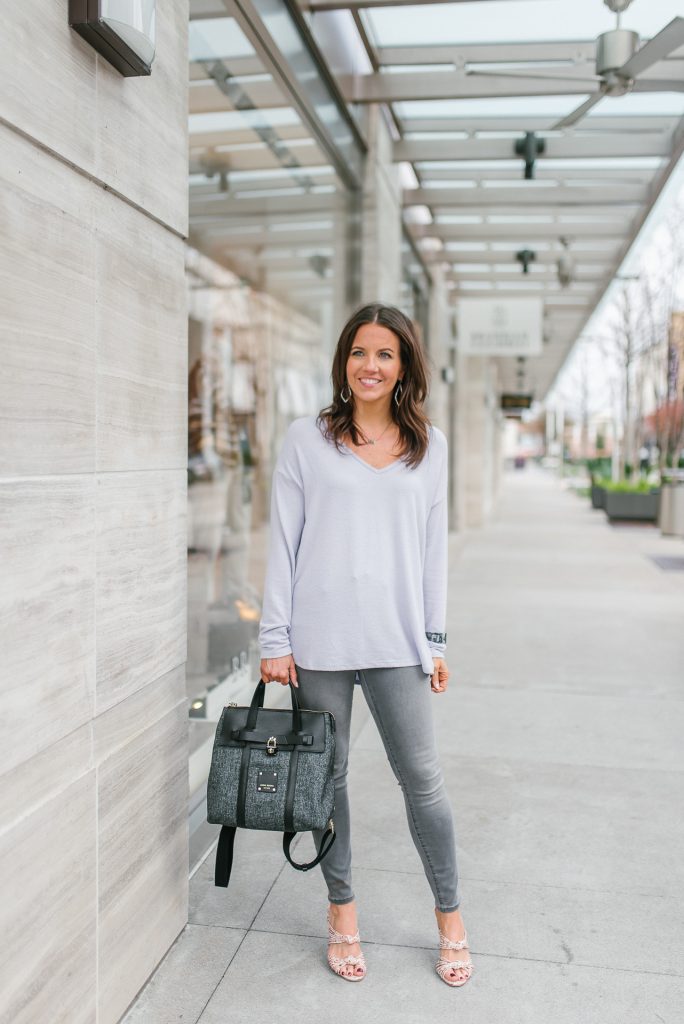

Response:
(258, 414), (448, 675)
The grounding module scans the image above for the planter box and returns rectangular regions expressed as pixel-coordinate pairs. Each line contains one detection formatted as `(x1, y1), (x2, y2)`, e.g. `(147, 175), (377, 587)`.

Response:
(659, 482), (684, 537)
(604, 490), (660, 522)
(590, 484), (606, 509)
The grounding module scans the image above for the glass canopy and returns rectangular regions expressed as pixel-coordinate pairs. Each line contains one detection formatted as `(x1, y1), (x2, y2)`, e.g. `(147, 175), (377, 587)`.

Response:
(188, 0), (684, 394)
(362, 0), (681, 47)
(321, 0), (683, 395)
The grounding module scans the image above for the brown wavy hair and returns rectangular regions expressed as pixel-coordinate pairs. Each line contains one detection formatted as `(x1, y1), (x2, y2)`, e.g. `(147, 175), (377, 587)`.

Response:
(316, 303), (433, 469)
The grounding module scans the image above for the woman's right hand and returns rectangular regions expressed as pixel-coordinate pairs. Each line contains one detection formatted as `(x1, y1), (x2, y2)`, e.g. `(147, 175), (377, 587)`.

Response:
(260, 654), (299, 688)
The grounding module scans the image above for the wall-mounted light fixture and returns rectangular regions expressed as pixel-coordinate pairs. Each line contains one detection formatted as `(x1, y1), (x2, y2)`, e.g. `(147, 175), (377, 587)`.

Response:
(516, 249), (536, 275)
(69, 1), (156, 77)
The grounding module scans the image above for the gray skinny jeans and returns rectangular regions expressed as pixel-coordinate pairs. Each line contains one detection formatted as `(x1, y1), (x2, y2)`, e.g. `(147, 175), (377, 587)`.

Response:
(294, 662), (461, 913)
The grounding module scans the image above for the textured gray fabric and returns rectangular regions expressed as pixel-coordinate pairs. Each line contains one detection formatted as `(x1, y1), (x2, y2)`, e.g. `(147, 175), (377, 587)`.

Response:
(206, 707), (335, 832)
(242, 748), (290, 830)
(206, 742), (241, 826)
(292, 715), (335, 831)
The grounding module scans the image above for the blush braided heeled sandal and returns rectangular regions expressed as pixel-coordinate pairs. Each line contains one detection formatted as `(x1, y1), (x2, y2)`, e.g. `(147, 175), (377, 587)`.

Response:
(435, 928), (473, 988)
(326, 909), (367, 982)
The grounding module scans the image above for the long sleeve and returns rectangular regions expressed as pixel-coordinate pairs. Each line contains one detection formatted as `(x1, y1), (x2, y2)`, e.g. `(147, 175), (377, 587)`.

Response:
(423, 434), (448, 658)
(258, 426), (305, 660)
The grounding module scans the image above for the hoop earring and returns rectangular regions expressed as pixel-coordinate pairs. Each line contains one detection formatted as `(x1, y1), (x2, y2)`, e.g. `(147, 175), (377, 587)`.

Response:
(340, 382), (352, 404)
(394, 379), (405, 406)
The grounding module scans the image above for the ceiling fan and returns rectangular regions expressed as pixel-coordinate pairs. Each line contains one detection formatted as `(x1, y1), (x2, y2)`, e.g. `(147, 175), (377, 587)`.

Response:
(465, 2), (684, 130)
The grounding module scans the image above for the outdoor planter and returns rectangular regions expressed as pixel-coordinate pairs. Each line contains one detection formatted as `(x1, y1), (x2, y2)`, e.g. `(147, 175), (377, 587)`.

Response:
(604, 489), (660, 522)
(659, 482), (684, 537)
(591, 483), (606, 509)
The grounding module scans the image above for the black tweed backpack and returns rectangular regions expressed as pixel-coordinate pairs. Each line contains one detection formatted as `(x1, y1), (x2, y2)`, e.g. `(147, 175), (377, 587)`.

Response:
(206, 679), (336, 887)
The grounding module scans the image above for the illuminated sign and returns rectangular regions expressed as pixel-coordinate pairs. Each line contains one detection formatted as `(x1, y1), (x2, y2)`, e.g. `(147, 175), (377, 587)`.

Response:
(501, 393), (534, 416)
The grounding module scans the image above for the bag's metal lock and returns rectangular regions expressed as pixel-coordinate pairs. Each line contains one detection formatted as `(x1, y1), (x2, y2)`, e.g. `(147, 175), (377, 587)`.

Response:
(266, 736), (277, 756)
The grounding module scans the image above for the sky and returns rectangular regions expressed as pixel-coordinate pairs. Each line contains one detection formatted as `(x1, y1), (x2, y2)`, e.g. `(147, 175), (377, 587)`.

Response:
(547, 160), (684, 419)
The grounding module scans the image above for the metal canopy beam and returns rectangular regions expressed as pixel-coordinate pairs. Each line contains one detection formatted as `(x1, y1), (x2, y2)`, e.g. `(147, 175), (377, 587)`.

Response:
(412, 223), (626, 240)
(416, 168), (653, 183)
(190, 56), (263, 79)
(395, 135), (672, 162)
(377, 52), (684, 82)
(190, 192), (340, 217)
(189, 80), (288, 112)
(190, 146), (328, 175)
(190, 0), (227, 15)
(189, 125), (312, 148)
(416, 208), (641, 221)
(448, 290), (594, 301)
(304, 0), (551, 8)
(421, 249), (621, 265)
(405, 186), (647, 207)
(377, 40), (597, 66)
(344, 71), (601, 105)
(445, 271), (598, 284)
(400, 115), (678, 134)
(404, 185), (647, 207)
(190, 227), (335, 247)
(219, 0), (365, 189)
(191, 209), (334, 229)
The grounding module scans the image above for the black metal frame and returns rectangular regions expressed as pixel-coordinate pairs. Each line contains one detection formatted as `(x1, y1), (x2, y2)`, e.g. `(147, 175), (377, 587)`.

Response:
(68, 0), (153, 77)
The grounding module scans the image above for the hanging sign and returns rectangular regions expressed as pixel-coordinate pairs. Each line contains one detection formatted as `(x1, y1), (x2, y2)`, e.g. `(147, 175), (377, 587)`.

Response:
(501, 393), (534, 415)
(458, 299), (543, 356)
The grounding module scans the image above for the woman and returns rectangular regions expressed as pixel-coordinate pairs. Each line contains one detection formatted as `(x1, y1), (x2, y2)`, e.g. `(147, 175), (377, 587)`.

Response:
(258, 303), (472, 988)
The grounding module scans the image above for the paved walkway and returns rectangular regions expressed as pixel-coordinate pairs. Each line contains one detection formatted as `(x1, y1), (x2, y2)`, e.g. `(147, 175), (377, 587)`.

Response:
(123, 466), (684, 1024)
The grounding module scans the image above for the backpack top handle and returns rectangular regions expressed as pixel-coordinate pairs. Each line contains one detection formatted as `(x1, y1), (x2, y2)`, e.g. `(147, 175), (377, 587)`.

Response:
(247, 679), (303, 734)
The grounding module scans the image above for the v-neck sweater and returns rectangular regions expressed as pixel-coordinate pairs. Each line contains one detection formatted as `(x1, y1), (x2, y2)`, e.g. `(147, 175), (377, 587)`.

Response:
(258, 414), (448, 675)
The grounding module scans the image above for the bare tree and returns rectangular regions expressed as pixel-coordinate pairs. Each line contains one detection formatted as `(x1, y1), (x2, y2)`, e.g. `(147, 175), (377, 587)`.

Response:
(557, 338), (602, 461)
(600, 282), (648, 479)
(554, 204), (684, 481)
(639, 204), (684, 474)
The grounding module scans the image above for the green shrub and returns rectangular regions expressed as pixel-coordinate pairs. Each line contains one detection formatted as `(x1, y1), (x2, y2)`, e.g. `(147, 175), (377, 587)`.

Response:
(586, 457), (612, 481)
(601, 479), (658, 494)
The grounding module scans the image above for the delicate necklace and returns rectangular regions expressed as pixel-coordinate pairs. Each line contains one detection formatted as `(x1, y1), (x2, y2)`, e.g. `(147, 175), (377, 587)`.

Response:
(352, 418), (394, 446)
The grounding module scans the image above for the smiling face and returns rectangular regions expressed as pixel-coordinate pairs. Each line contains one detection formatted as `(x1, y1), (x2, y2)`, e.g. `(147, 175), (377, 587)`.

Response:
(344, 322), (405, 412)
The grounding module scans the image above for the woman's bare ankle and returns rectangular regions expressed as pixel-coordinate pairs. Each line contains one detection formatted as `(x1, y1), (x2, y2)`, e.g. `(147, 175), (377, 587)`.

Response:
(329, 900), (358, 926)
(435, 906), (465, 936)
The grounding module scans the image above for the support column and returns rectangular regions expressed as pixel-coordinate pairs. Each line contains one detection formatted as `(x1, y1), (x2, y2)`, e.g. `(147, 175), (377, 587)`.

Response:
(425, 265), (459, 528)
(456, 354), (500, 528)
(426, 264), (450, 430)
(360, 107), (402, 305)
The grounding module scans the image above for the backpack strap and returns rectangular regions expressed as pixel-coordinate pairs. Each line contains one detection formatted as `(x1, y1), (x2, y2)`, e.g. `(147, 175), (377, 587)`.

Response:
(283, 823), (336, 872)
(214, 825), (236, 888)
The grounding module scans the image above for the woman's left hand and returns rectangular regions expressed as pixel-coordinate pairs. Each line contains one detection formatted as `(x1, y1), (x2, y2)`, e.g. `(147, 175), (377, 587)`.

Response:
(430, 657), (449, 693)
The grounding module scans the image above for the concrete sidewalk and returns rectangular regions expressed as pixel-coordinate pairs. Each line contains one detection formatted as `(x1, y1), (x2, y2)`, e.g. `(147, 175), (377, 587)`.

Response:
(123, 466), (684, 1024)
